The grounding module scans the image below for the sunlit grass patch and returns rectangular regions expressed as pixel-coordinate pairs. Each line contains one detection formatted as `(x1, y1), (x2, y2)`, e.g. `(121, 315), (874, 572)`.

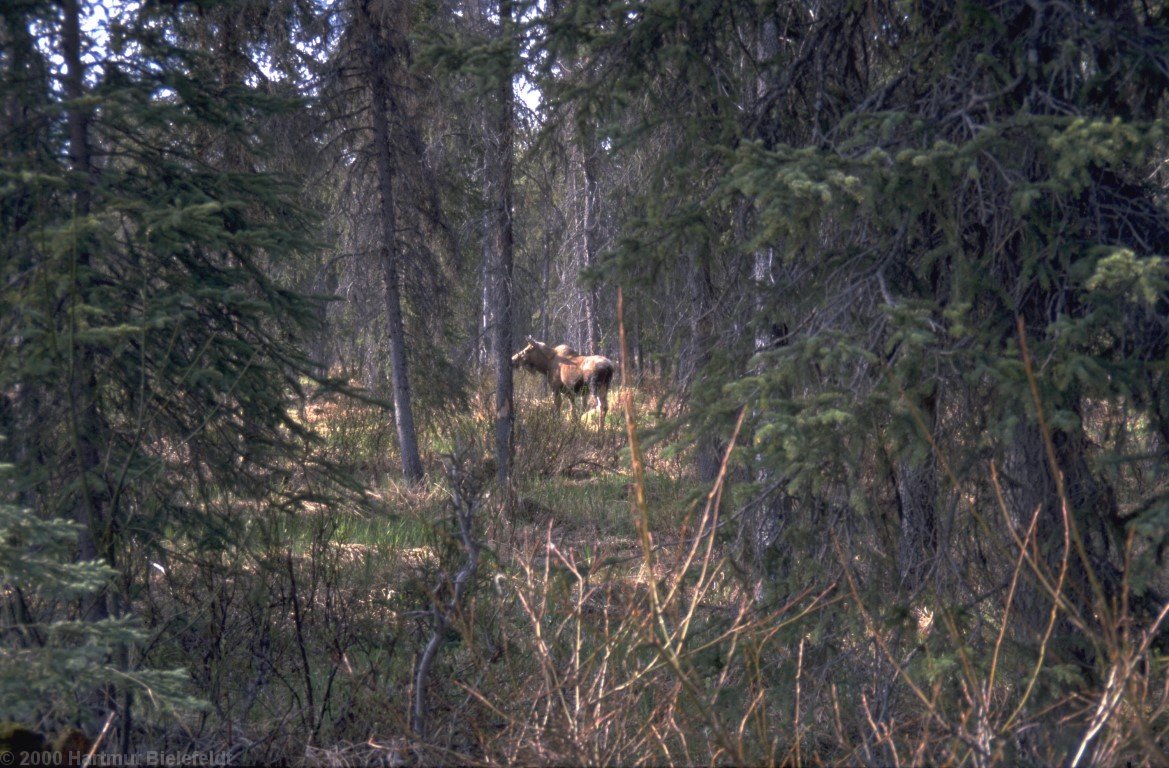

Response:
(515, 471), (703, 538)
(329, 510), (433, 551)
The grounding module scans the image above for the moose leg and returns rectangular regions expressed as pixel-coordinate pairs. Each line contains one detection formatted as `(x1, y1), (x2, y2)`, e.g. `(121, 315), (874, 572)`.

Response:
(593, 385), (612, 427)
(555, 387), (579, 417)
(587, 380), (606, 428)
(562, 385), (581, 418)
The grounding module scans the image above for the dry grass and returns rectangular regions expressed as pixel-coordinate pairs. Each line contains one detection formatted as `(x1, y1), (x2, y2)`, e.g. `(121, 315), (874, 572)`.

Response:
(115, 360), (1169, 767)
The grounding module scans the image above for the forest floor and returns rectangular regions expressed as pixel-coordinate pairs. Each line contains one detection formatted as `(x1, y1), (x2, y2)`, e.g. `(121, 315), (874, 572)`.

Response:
(319, 373), (708, 563)
(132, 376), (1166, 766)
(269, 375), (785, 761)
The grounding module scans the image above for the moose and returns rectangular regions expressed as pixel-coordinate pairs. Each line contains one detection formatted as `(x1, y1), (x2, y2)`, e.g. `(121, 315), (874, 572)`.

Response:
(510, 337), (615, 420)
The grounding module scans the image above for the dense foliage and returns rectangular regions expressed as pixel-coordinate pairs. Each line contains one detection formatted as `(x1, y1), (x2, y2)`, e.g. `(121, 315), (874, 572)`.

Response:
(2, 0), (1168, 764)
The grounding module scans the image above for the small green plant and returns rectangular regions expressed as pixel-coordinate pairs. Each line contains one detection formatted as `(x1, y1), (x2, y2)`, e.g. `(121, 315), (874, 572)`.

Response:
(0, 466), (197, 728)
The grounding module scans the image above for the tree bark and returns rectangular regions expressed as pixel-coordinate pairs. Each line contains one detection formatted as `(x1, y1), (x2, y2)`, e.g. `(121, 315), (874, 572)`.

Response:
(893, 393), (939, 592)
(688, 251), (721, 483)
(362, 0), (424, 484)
(486, 0), (515, 486)
(479, 222), (491, 365)
(580, 123), (601, 354)
(62, 0), (109, 596)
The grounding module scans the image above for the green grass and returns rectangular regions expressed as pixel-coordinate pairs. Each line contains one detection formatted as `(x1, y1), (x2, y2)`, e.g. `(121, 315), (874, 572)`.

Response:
(330, 511), (434, 550)
(516, 470), (705, 538)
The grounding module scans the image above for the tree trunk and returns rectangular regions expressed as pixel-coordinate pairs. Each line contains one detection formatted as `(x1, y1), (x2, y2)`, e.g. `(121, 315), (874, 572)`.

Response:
(479, 221), (491, 365)
(751, 16), (780, 354)
(62, 0), (109, 600)
(1003, 413), (1120, 676)
(895, 460), (939, 588)
(580, 123), (601, 354)
(539, 229), (552, 342)
(486, 0), (515, 486)
(687, 251), (721, 483)
(362, 0), (424, 484)
(63, 0), (126, 743)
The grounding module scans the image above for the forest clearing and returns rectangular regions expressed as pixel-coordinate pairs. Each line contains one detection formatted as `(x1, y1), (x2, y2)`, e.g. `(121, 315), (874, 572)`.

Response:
(3, 0), (1169, 766)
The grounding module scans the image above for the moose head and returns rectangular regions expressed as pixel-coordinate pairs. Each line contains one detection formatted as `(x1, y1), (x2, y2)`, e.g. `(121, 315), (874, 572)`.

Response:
(510, 336), (552, 371)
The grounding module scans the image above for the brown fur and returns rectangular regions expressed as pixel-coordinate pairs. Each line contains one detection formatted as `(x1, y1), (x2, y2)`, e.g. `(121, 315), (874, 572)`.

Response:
(511, 337), (615, 419)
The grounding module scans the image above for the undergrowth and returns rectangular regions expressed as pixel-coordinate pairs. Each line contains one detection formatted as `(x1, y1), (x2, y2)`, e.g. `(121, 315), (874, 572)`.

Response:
(85, 367), (1169, 766)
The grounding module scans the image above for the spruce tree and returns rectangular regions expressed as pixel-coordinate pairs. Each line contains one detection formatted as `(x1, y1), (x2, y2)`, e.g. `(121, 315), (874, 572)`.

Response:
(535, 2), (1169, 755)
(1, 0), (350, 739)
(0, 464), (195, 724)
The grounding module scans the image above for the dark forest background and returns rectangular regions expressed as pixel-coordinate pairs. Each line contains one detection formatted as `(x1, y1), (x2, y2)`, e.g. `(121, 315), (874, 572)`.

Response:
(3, 1), (1169, 765)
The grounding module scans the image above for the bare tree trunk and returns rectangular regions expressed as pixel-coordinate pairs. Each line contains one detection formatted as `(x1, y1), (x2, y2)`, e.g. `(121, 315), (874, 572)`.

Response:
(581, 123), (601, 354)
(362, 0), (424, 484)
(63, 1), (128, 744)
(894, 394), (938, 592)
(752, 16), (780, 354)
(687, 251), (721, 483)
(313, 259), (339, 375)
(62, 0), (108, 605)
(565, 139), (586, 351)
(1003, 411), (1121, 676)
(540, 229), (552, 342)
(485, 0), (515, 486)
(479, 221), (491, 365)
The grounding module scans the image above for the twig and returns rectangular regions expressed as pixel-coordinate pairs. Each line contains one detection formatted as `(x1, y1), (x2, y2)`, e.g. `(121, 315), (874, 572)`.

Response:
(82, 711), (116, 766)
(286, 552), (317, 740)
(413, 452), (482, 739)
